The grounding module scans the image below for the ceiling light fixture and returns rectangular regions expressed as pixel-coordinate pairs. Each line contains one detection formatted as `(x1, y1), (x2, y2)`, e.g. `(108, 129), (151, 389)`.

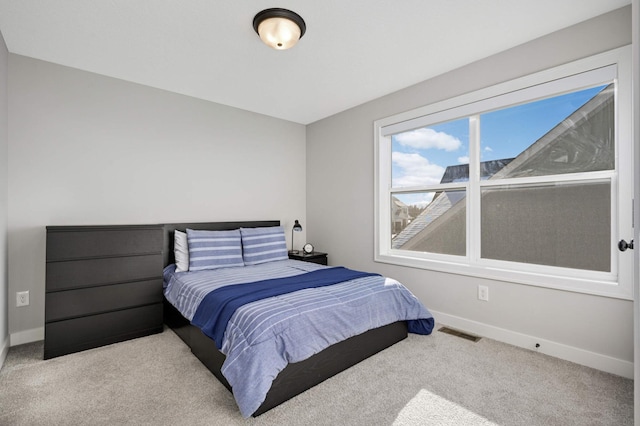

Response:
(253, 8), (306, 50)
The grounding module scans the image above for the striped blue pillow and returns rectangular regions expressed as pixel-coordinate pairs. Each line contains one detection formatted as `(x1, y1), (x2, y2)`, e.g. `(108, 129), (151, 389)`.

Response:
(186, 228), (244, 271)
(240, 226), (288, 265)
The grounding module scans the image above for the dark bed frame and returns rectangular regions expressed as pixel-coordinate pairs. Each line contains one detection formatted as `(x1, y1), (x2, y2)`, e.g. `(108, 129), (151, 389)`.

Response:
(162, 220), (408, 416)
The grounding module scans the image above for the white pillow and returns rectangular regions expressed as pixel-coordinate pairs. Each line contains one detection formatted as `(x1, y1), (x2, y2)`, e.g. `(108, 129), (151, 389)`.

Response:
(174, 230), (189, 272)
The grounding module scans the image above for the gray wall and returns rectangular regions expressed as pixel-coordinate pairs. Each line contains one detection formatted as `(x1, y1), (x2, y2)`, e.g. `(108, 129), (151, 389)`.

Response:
(7, 55), (307, 340)
(0, 30), (8, 366)
(306, 7), (633, 374)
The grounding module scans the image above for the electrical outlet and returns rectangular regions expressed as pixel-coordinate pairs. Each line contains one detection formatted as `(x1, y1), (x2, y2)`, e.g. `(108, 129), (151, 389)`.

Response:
(16, 291), (29, 307)
(478, 285), (489, 302)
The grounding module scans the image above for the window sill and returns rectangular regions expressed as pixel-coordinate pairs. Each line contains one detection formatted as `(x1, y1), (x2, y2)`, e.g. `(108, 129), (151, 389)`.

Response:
(374, 252), (631, 300)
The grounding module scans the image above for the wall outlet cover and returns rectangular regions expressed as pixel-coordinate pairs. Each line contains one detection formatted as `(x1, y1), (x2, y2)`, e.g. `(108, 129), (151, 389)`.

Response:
(16, 291), (29, 307)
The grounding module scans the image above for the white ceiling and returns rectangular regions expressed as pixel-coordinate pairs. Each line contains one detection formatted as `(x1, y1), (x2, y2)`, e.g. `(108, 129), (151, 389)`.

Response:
(0, 1), (630, 124)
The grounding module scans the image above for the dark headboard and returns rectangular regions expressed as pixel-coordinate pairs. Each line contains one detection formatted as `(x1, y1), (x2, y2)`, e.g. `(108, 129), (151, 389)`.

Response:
(162, 220), (280, 266)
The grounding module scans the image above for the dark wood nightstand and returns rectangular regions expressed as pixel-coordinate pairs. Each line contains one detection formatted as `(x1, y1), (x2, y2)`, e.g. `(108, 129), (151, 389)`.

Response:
(288, 251), (328, 265)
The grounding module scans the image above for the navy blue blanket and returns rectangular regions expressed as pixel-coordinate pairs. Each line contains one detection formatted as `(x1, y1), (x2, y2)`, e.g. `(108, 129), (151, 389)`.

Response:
(191, 267), (380, 349)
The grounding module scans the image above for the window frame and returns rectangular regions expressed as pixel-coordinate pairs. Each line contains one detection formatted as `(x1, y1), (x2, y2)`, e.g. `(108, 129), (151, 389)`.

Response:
(374, 46), (632, 299)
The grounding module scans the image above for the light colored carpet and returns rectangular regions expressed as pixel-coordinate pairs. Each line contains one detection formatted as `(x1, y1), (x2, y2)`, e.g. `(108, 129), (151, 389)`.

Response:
(0, 325), (633, 425)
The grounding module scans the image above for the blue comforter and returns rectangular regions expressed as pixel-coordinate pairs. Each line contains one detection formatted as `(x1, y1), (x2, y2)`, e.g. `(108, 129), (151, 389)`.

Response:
(164, 260), (434, 418)
(192, 267), (381, 349)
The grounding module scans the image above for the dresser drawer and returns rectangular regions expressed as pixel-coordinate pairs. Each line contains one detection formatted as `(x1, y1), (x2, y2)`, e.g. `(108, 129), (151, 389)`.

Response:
(46, 226), (163, 261)
(45, 279), (163, 322)
(44, 303), (163, 359)
(46, 254), (162, 291)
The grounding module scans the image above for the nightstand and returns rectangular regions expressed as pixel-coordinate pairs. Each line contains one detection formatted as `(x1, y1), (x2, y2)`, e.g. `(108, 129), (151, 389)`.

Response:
(288, 251), (328, 265)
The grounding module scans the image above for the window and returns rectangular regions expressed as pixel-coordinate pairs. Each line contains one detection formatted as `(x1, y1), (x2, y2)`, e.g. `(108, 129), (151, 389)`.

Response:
(374, 47), (633, 298)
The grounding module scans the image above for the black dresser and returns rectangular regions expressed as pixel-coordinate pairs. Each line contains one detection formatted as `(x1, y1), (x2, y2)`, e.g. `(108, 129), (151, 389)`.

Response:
(44, 225), (164, 359)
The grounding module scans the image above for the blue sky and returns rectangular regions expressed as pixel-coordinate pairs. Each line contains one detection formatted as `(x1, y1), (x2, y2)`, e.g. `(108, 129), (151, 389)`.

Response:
(391, 84), (606, 196)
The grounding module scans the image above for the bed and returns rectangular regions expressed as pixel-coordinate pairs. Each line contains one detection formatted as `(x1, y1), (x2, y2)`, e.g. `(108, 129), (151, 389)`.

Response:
(161, 221), (434, 417)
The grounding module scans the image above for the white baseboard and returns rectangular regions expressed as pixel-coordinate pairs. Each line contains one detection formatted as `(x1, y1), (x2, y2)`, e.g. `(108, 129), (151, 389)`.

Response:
(430, 310), (633, 379)
(9, 326), (44, 347)
(3, 319), (633, 378)
(0, 335), (9, 370)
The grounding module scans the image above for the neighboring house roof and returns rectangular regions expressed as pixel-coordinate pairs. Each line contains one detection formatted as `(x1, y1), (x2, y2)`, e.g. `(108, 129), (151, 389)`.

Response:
(439, 158), (514, 184)
(391, 159), (511, 249)
(392, 83), (614, 250)
(392, 190), (466, 248)
(491, 84), (614, 179)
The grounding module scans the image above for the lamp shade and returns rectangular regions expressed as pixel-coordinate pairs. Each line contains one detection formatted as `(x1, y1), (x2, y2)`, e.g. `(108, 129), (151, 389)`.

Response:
(253, 8), (306, 50)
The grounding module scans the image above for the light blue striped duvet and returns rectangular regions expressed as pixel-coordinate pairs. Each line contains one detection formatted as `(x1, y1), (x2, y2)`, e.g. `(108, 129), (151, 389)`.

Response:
(164, 259), (325, 321)
(163, 259), (433, 418)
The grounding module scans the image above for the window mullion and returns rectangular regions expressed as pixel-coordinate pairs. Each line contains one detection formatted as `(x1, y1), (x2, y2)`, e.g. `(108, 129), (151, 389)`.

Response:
(468, 115), (481, 264)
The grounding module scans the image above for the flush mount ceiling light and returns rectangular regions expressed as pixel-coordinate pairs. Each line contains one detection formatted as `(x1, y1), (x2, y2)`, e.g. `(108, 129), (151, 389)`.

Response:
(253, 8), (306, 50)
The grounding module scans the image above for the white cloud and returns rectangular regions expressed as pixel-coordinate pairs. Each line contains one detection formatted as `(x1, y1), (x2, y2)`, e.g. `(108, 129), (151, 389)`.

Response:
(395, 128), (461, 151)
(457, 156), (469, 164)
(484, 146), (493, 152)
(395, 192), (435, 207)
(392, 152), (445, 187)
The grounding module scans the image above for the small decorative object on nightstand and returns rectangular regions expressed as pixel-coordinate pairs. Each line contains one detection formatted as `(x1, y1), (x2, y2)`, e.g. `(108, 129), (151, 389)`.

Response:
(289, 251), (328, 265)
